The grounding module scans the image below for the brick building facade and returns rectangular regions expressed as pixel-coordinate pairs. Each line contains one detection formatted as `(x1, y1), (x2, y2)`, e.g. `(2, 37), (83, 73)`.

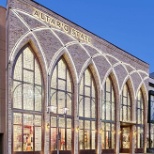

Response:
(0, 0), (151, 154)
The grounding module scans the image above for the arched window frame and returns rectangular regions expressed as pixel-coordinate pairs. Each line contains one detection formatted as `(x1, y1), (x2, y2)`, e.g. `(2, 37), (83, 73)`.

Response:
(12, 45), (44, 153)
(78, 68), (97, 150)
(136, 89), (144, 149)
(101, 76), (115, 150)
(49, 57), (73, 152)
(120, 83), (132, 122)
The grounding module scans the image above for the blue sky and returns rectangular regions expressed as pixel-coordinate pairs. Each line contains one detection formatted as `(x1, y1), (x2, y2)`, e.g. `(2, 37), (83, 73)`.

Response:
(1, 0), (154, 73)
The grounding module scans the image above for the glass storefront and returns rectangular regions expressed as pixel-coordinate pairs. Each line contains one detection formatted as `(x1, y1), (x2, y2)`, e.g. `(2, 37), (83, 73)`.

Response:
(120, 83), (131, 122)
(50, 58), (73, 152)
(12, 46), (43, 153)
(79, 68), (96, 150)
(101, 77), (115, 150)
(11, 44), (146, 154)
(136, 90), (144, 149)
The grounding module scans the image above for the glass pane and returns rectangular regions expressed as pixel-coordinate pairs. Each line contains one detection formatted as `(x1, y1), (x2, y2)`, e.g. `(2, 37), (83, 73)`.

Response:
(85, 86), (90, 96)
(23, 114), (33, 126)
(80, 78), (84, 95)
(101, 123), (105, 149)
(79, 96), (83, 117)
(122, 127), (130, 148)
(106, 92), (111, 102)
(67, 129), (72, 150)
(111, 124), (115, 148)
(102, 100), (105, 120)
(13, 125), (22, 151)
(60, 128), (65, 150)
(51, 90), (57, 110)
(14, 113), (22, 124)
(123, 97), (127, 105)
(34, 115), (41, 126)
(35, 127), (42, 151)
(51, 116), (57, 127)
(14, 55), (22, 80)
(23, 84), (34, 110)
(85, 97), (90, 118)
(91, 100), (95, 118)
(112, 102), (115, 121)
(84, 130), (90, 149)
(58, 79), (66, 91)
(58, 92), (65, 114)
(58, 60), (66, 79)
(67, 94), (72, 115)
(67, 118), (71, 128)
(23, 125), (33, 151)
(85, 70), (91, 86)
(79, 120), (83, 129)
(51, 128), (57, 150)
(59, 117), (65, 128)
(23, 47), (33, 70)
(123, 84), (127, 97)
(24, 70), (33, 83)
(51, 68), (57, 89)
(67, 71), (72, 92)
(92, 81), (95, 98)
(35, 86), (42, 111)
(35, 61), (41, 85)
(92, 130), (95, 149)
(106, 77), (110, 92)
(13, 82), (22, 109)
(106, 103), (111, 120)
(92, 121), (95, 130)
(79, 130), (83, 149)
(85, 121), (90, 130)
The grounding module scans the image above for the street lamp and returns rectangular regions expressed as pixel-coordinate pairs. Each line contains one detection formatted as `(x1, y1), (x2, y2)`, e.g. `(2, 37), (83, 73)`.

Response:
(47, 105), (69, 154)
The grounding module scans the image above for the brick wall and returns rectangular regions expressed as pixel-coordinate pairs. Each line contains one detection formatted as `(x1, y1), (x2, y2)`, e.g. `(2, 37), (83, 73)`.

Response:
(6, 0), (149, 154)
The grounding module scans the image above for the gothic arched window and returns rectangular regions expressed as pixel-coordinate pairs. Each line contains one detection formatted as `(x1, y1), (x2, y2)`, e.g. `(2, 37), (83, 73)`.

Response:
(50, 58), (73, 152)
(13, 45), (43, 152)
(79, 68), (96, 150)
(120, 83), (131, 121)
(136, 90), (144, 148)
(101, 77), (115, 149)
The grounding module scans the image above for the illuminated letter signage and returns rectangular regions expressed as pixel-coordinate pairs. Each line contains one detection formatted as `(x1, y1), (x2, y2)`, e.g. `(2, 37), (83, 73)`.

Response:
(32, 8), (92, 44)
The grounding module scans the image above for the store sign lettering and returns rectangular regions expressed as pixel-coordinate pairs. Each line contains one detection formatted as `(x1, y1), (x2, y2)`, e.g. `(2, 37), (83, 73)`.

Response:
(32, 8), (92, 44)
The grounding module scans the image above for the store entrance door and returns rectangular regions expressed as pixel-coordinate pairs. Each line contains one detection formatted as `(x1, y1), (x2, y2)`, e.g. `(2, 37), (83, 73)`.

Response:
(0, 134), (3, 154)
(120, 126), (131, 153)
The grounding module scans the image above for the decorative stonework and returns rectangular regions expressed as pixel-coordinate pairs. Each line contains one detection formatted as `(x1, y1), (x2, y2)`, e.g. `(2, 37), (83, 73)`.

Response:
(6, 0), (149, 154)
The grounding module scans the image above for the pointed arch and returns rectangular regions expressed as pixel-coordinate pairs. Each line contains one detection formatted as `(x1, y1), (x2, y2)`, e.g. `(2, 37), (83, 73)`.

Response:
(136, 86), (145, 149)
(100, 72), (118, 150)
(79, 59), (101, 92)
(120, 78), (135, 122)
(120, 76), (135, 99)
(12, 44), (44, 152)
(49, 50), (78, 87)
(102, 68), (120, 93)
(78, 65), (98, 151)
(9, 33), (48, 73)
(49, 55), (74, 153)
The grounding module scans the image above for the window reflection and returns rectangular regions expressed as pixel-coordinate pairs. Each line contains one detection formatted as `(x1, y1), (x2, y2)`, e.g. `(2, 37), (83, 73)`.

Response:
(79, 68), (96, 150)
(101, 77), (115, 150)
